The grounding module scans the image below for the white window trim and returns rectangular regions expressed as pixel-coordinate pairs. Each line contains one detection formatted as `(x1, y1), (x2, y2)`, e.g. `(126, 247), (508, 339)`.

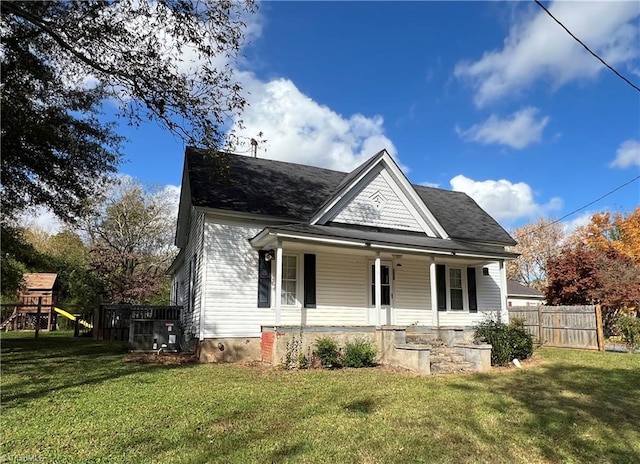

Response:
(367, 260), (393, 308)
(445, 265), (469, 312)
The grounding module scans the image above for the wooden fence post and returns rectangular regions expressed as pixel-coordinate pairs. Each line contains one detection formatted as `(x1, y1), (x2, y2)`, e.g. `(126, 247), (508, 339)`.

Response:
(595, 304), (605, 351)
(35, 297), (42, 339)
(537, 305), (544, 346)
(47, 304), (53, 331)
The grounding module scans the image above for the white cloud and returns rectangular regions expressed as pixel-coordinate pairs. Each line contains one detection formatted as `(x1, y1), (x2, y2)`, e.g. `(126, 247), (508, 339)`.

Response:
(450, 174), (562, 222)
(610, 139), (640, 168)
(456, 107), (549, 149)
(455, 2), (640, 107)
(420, 181), (440, 188)
(19, 207), (64, 235)
(562, 211), (593, 235)
(227, 74), (397, 172)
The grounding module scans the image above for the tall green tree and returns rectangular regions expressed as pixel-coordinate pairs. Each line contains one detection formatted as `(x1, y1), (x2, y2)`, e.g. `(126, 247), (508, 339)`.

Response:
(84, 179), (177, 304)
(1, 1), (254, 296)
(1, 0), (254, 221)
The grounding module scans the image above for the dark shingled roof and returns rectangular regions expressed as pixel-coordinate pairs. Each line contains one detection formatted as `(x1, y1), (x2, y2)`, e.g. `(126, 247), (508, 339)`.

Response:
(507, 280), (544, 298)
(187, 147), (344, 220)
(413, 186), (515, 245)
(185, 147), (516, 246)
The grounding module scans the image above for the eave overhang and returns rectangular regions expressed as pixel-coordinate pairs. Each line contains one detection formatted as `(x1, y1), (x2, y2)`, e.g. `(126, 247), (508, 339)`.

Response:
(250, 224), (519, 261)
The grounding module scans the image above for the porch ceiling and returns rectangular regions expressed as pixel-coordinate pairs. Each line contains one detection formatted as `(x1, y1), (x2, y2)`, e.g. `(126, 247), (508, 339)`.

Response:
(250, 223), (518, 260)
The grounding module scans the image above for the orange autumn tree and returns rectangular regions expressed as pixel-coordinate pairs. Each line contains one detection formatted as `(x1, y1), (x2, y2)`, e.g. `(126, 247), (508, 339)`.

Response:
(550, 207), (640, 326)
(572, 207), (640, 263)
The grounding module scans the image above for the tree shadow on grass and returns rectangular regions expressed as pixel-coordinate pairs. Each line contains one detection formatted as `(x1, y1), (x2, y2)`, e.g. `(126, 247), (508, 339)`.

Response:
(449, 361), (640, 463)
(343, 397), (376, 415)
(1, 336), (196, 409)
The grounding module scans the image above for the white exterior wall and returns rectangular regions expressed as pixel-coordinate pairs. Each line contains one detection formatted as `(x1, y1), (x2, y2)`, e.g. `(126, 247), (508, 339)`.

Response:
(507, 297), (545, 307)
(476, 262), (503, 311)
(333, 171), (423, 232)
(194, 216), (508, 336)
(202, 219), (265, 338)
(394, 259), (432, 325)
(279, 251), (368, 326)
(172, 209), (205, 335)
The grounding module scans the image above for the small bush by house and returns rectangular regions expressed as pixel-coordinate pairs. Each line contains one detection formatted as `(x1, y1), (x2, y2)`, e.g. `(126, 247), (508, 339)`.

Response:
(474, 319), (534, 366)
(314, 337), (341, 368)
(343, 337), (377, 368)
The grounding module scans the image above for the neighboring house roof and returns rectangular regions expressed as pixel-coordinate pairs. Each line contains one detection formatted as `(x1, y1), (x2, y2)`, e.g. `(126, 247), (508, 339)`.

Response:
(507, 279), (544, 298)
(183, 147), (516, 246)
(23, 273), (58, 291)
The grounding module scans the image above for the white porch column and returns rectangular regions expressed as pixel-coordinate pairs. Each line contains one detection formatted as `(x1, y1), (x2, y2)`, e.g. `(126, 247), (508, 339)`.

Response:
(275, 240), (283, 325)
(375, 252), (381, 326)
(429, 258), (439, 327)
(499, 260), (508, 323)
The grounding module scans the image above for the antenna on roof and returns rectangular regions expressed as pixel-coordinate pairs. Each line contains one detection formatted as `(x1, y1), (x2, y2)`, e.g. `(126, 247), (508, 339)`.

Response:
(250, 138), (258, 158)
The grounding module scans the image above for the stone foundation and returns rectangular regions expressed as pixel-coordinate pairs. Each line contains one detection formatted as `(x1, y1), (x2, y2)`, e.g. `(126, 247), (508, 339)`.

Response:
(197, 326), (491, 375)
(262, 326), (376, 366)
(199, 337), (261, 363)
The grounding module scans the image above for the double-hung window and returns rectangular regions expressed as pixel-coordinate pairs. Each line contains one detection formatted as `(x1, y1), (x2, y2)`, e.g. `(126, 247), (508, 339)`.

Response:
(282, 255), (298, 305)
(449, 267), (464, 311)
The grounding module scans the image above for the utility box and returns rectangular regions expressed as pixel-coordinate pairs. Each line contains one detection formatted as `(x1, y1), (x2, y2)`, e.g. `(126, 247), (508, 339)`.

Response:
(128, 306), (181, 352)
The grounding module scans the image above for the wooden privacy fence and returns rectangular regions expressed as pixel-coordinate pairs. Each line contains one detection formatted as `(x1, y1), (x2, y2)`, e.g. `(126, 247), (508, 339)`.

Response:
(508, 305), (604, 351)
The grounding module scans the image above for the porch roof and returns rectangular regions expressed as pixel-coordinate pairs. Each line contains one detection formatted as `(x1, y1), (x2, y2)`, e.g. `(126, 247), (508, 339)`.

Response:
(250, 223), (518, 260)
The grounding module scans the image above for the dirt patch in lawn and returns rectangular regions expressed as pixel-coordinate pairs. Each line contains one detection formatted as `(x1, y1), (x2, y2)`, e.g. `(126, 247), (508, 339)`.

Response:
(125, 352), (198, 365)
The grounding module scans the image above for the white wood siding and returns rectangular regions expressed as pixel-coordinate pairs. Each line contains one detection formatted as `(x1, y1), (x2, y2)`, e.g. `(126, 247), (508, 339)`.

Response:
(309, 252), (368, 325)
(438, 311), (485, 326)
(436, 263), (503, 326)
(394, 260), (432, 325)
(172, 209), (205, 335)
(194, 217), (508, 336)
(476, 262), (503, 312)
(332, 171), (423, 232)
(202, 219), (265, 338)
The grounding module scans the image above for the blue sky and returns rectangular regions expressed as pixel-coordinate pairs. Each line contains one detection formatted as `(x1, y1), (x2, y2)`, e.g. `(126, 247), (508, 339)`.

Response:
(39, 1), (640, 233)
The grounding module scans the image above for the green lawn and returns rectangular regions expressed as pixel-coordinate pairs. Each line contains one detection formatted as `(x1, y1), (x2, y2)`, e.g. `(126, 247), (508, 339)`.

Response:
(1, 334), (639, 464)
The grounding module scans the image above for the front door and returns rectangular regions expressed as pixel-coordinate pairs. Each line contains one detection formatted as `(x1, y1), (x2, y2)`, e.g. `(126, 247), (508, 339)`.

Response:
(369, 262), (392, 325)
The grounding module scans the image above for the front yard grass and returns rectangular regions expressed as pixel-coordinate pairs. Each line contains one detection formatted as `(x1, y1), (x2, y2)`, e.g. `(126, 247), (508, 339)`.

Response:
(1, 334), (639, 464)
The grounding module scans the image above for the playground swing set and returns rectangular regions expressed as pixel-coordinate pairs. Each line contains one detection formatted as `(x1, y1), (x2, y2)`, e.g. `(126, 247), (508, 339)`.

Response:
(0, 273), (93, 337)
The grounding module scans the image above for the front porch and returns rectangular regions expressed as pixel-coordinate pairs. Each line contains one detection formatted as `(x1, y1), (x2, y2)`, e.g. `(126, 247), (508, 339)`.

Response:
(250, 227), (512, 329)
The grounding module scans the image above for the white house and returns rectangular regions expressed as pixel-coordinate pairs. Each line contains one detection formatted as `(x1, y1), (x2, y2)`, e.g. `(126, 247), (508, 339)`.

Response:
(169, 148), (517, 363)
(507, 279), (545, 307)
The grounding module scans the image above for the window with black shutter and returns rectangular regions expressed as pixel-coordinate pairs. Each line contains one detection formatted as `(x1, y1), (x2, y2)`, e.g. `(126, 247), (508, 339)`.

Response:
(467, 267), (478, 313)
(257, 251), (271, 308)
(436, 264), (447, 311)
(304, 254), (316, 308)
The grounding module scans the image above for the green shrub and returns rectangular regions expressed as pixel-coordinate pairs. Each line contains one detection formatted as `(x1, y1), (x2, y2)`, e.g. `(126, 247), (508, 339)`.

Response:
(314, 337), (341, 368)
(616, 315), (640, 352)
(343, 337), (377, 368)
(474, 319), (534, 366)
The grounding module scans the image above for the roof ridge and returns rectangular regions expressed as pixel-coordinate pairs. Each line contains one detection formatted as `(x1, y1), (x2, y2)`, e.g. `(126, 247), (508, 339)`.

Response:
(186, 146), (349, 176)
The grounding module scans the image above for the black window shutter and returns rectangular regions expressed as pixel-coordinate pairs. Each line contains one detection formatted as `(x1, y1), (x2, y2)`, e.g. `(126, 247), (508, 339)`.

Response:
(436, 264), (447, 311)
(467, 267), (478, 313)
(304, 254), (316, 308)
(257, 251), (271, 308)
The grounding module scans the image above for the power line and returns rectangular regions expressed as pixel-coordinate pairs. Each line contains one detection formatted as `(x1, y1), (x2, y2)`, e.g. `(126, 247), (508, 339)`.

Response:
(534, 0), (640, 94)
(518, 174), (640, 237)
